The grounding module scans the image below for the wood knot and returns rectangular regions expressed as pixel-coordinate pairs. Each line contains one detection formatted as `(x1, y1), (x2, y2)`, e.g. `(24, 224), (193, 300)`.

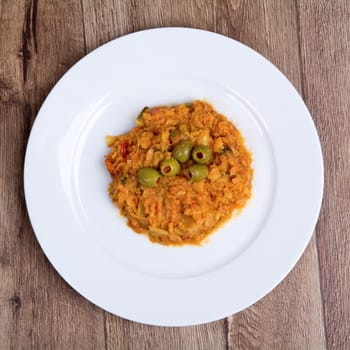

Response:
(10, 294), (22, 310)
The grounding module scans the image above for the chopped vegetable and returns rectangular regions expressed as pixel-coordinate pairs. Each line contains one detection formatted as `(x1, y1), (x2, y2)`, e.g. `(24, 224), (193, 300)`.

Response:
(106, 135), (118, 147)
(136, 107), (148, 126)
(120, 140), (128, 157)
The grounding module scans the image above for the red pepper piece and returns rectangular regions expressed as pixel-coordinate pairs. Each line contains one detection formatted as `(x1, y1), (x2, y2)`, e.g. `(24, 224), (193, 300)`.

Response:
(120, 141), (128, 157)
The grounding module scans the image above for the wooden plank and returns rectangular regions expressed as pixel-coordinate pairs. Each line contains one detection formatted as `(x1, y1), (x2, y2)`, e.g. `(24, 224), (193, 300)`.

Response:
(105, 318), (227, 350)
(0, 2), (26, 350)
(82, 0), (326, 349)
(0, 1), (105, 348)
(297, 1), (350, 349)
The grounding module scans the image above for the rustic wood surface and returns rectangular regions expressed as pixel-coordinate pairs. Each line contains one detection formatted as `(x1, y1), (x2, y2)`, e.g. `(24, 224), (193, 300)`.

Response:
(0, 0), (349, 349)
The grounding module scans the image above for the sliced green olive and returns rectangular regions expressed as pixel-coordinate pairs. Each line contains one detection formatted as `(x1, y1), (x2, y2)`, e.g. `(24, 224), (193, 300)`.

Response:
(172, 140), (193, 163)
(192, 145), (212, 164)
(137, 167), (161, 187)
(185, 164), (208, 182)
(160, 158), (180, 176)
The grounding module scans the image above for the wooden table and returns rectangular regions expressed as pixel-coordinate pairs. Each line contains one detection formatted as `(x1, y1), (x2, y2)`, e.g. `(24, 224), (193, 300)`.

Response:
(0, 1), (349, 349)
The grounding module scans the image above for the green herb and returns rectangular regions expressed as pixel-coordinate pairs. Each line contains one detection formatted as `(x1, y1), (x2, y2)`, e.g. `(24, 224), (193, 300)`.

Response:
(121, 176), (128, 185)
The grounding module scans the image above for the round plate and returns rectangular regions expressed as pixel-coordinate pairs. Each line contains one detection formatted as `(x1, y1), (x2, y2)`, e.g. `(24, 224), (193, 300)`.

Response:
(24, 28), (323, 326)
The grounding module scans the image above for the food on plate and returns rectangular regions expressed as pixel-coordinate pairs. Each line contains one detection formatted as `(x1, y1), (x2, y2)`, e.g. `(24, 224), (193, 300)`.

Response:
(105, 100), (253, 245)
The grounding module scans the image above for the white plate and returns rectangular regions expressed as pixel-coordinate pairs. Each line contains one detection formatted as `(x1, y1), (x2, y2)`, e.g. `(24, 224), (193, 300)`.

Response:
(24, 28), (323, 326)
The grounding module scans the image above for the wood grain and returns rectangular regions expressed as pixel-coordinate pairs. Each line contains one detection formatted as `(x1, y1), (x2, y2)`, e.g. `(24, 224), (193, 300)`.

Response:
(0, 2), (27, 349)
(0, 1), (105, 349)
(0, 0), (348, 348)
(297, 1), (350, 349)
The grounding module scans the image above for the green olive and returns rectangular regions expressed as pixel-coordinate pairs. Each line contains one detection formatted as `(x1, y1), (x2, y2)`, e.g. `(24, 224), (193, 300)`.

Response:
(160, 158), (180, 176)
(137, 167), (161, 187)
(172, 140), (193, 163)
(185, 164), (208, 182)
(192, 145), (212, 164)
